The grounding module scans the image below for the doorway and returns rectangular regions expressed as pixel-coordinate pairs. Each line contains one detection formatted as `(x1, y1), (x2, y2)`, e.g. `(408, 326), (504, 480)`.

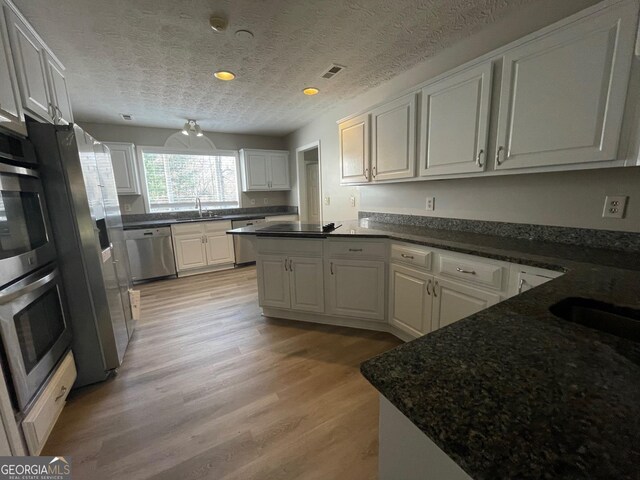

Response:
(295, 141), (322, 223)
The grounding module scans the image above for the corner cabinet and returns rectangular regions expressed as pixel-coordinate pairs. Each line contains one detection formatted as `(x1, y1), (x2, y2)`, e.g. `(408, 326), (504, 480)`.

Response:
(493, 1), (637, 170)
(3, 1), (73, 125)
(420, 62), (492, 177)
(104, 142), (141, 195)
(240, 149), (290, 191)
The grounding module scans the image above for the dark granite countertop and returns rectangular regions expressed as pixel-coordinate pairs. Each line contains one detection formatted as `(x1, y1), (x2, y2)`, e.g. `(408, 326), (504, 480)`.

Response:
(230, 218), (640, 479)
(122, 211), (297, 230)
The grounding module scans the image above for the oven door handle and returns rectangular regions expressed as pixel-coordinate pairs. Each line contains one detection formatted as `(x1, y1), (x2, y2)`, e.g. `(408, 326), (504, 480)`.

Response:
(0, 163), (39, 178)
(0, 270), (58, 305)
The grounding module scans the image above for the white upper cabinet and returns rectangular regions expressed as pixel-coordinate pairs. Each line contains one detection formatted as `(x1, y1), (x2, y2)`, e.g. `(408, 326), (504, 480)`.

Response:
(0, 4), (24, 134)
(339, 113), (370, 184)
(3, 1), (73, 126)
(240, 149), (290, 191)
(420, 62), (492, 176)
(371, 93), (417, 181)
(494, 1), (637, 170)
(44, 56), (73, 124)
(104, 142), (140, 195)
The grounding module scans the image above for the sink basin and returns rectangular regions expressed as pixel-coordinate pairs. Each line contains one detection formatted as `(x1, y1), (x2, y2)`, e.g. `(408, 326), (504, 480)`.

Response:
(550, 297), (640, 342)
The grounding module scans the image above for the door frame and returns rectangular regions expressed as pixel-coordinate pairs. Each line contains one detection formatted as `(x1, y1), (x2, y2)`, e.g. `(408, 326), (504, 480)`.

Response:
(295, 140), (323, 222)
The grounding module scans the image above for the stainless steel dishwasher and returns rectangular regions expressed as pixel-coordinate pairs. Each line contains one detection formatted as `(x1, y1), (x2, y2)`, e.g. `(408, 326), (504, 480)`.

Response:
(232, 218), (265, 265)
(124, 227), (177, 282)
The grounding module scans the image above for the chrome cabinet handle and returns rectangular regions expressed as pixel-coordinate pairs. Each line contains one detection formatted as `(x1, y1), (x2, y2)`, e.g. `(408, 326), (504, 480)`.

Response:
(284, 259), (288, 272)
(495, 146), (504, 165)
(433, 281), (439, 297)
(456, 267), (476, 275)
(518, 278), (525, 294)
(426, 279), (432, 295)
(364, 168), (369, 179)
(372, 166), (377, 178)
(401, 253), (414, 259)
(348, 248), (363, 252)
(330, 262), (334, 275)
(289, 259), (293, 272)
(476, 149), (484, 168)
(55, 386), (67, 401)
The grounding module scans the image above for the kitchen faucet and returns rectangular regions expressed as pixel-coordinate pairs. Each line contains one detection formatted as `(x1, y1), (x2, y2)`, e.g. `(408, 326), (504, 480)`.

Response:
(195, 197), (203, 217)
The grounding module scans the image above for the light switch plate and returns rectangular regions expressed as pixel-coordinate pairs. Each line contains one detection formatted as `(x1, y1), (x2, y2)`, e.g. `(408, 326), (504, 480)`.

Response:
(350, 195), (356, 207)
(250, 198), (256, 205)
(602, 195), (628, 218)
(426, 197), (435, 211)
(324, 196), (331, 206)
(123, 203), (132, 212)
(264, 198), (269, 205)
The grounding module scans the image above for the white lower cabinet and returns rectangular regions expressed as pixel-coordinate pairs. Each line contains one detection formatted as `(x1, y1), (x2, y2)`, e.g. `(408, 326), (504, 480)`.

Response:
(257, 254), (324, 312)
(389, 263), (433, 337)
(325, 258), (386, 321)
(432, 278), (501, 330)
(172, 221), (235, 275)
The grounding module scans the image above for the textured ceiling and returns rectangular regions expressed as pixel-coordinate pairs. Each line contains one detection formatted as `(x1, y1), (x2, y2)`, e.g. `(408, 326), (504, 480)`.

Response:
(13, 0), (540, 135)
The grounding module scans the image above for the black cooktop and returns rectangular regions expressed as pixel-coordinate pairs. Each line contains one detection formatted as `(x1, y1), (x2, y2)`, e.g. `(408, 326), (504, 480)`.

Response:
(257, 222), (341, 233)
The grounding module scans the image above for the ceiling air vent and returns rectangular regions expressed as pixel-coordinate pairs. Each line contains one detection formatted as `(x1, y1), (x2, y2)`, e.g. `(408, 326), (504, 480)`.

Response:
(321, 64), (345, 79)
(120, 114), (133, 121)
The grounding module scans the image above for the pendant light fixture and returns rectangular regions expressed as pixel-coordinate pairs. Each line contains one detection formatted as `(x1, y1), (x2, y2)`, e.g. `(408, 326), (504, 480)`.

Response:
(181, 120), (204, 137)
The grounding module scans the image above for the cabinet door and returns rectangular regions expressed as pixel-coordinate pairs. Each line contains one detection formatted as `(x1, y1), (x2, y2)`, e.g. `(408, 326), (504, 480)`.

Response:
(0, 5), (24, 132)
(371, 93), (416, 181)
(174, 234), (207, 271)
(268, 153), (290, 190)
(4, 8), (52, 122)
(205, 233), (235, 266)
(326, 259), (385, 321)
(432, 278), (500, 330)
(339, 113), (370, 184)
(105, 142), (140, 195)
(289, 256), (324, 313)
(44, 55), (73, 124)
(389, 264), (433, 337)
(256, 255), (290, 309)
(494, 2), (637, 170)
(420, 62), (492, 176)
(243, 151), (269, 191)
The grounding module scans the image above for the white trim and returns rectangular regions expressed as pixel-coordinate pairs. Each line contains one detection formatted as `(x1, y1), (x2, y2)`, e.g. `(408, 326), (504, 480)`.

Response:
(136, 145), (241, 213)
(295, 140), (323, 222)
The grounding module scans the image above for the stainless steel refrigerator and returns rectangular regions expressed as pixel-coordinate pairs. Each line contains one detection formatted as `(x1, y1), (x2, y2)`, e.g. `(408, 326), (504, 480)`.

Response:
(28, 123), (135, 387)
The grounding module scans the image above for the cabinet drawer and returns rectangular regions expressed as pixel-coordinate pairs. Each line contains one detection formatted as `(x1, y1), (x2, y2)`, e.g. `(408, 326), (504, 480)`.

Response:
(204, 220), (232, 233)
(22, 351), (76, 454)
(326, 240), (387, 258)
(257, 238), (323, 256)
(171, 222), (203, 235)
(390, 244), (432, 270)
(438, 255), (505, 290)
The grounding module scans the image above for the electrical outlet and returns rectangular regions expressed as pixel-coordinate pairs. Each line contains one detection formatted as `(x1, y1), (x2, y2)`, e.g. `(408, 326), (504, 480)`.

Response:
(324, 196), (331, 206)
(123, 203), (132, 212)
(250, 198), (256, 206)
(264, 198), (269, 205)
(602, 195), (628, 219)
(426, 197), (435, 211)
(350, 195), (356, 207)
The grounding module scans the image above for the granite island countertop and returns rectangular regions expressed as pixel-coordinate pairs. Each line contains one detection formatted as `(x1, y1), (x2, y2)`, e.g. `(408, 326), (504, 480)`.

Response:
(229, 218), (640, 479)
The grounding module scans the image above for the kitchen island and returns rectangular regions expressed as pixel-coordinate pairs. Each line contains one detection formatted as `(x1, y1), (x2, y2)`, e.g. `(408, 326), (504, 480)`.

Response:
(228, 217), (640, 479)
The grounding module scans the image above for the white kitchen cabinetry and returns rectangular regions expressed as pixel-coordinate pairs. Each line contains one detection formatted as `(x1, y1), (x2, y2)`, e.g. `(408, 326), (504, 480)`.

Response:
(172, 221), (235, 275)
(3, 1), (73, 125)
(326, 258), (386, 321)
(105, 142), (140, 195)
(432, 278), (501, 330)
(339, 113), (370, 184)
(420, 62), (492, 176)
(371, 93), (417, 181)
(257, 255), (291, 309)
(240, 149), (290, 191)
(494, 1), (637, 170)
(0, 3), (24, 134)
(507, 263), (563, 297)
(389, 263), (434, 337)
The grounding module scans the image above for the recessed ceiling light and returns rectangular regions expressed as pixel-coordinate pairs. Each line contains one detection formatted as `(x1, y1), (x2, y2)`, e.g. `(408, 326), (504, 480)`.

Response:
(303, 87), (320, 96)
(214, 71), (236, 81)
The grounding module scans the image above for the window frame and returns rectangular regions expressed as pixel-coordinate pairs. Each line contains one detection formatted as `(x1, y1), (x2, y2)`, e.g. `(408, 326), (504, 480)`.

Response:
(136, 146), (241, 213)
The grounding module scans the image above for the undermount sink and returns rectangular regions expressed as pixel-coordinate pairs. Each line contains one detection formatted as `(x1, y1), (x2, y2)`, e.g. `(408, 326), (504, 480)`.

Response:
(549, 297), (640, 342)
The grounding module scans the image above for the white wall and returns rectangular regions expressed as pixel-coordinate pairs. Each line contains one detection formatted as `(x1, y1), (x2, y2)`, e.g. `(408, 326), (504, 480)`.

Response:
(81, 122), (289, 214)
(286, 0), (640, 232)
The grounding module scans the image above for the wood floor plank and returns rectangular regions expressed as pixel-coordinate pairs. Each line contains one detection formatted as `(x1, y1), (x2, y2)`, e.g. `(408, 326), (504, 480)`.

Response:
(42, 266), (402, 479)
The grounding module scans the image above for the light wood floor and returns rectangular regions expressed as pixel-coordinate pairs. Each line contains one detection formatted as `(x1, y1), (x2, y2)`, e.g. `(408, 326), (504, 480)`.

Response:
(43, 266), (402, 479)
